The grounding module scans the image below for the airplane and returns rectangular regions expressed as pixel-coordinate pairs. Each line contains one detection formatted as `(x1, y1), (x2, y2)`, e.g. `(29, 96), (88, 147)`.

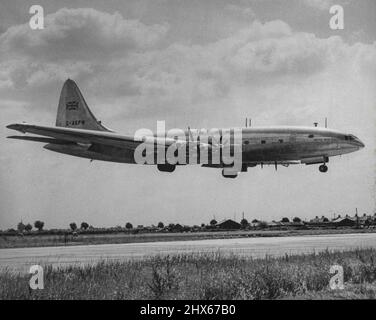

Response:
(6, 79), (365, 178)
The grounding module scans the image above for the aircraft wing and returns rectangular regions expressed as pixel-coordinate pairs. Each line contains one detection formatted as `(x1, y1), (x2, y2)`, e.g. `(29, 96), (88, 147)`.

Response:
(6, 123), (177, 151)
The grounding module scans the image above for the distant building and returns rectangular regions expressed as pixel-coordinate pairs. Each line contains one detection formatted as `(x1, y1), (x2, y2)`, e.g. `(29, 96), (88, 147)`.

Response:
(306, 215), (331, 228)
(356, 213), (372, 225)
(310, 216), (329, 223)
(250, 220), (263, 228)
(332, 215), (356, 227)
(290, 220), (305, 227)
(216, 219), (241, 230)
(279, 220), (305, 228)
(266, 221), (282, 229)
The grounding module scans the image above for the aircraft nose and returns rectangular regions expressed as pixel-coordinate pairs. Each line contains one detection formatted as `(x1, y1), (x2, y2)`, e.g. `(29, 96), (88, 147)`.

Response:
(353, 136), (365, 148)
(357, 139), (365, 148)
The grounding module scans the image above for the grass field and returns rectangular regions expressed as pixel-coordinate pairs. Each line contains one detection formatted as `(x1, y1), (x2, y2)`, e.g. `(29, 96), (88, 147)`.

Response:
(1, 248), (376, 299)
(1, 228), (375, 249)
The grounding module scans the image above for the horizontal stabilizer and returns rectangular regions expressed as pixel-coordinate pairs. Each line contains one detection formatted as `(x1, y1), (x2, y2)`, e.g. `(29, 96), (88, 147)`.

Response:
(7, 135), (73, 144)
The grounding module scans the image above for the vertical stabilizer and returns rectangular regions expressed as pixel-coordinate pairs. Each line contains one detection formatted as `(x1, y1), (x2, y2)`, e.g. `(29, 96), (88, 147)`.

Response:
(56, 79), (110, 131)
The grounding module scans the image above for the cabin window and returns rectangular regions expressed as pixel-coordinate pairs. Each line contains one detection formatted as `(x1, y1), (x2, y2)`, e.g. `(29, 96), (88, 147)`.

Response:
(279, 139), (283, 143)
(308, 134), (314, 138)
(261, 140), (266, 144)
(244, 140), (250, 145)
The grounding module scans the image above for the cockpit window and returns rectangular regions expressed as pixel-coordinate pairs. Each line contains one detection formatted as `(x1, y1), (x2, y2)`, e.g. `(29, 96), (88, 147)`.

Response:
(345, 135), (355, 141)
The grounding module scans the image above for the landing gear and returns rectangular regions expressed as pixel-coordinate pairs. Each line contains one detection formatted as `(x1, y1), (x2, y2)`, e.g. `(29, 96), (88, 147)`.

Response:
(157, 164), (176, 173)
(319, 164), (328, 173)
(222, 169), (238, 178)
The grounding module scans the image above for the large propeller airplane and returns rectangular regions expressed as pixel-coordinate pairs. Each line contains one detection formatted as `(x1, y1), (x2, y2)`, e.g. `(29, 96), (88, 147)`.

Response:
(6, 79), (364, 178)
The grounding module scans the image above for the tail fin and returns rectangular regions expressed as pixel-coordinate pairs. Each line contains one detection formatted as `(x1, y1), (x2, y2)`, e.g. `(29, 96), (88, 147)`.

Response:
(56, 79), (110, 131)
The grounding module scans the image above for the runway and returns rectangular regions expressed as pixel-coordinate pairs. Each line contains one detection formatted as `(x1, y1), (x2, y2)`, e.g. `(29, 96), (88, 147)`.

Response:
(1, 233), (376, 273)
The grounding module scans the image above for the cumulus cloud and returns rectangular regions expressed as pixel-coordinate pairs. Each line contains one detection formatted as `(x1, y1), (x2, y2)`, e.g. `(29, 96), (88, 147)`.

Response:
(125, 20), (374, 104)
(0, 8), (375, 125)
(0, 8), (168, 89)
(302, 0), (351, 10)
(224, 4), (255, 20)
(0, 8), (168, 60)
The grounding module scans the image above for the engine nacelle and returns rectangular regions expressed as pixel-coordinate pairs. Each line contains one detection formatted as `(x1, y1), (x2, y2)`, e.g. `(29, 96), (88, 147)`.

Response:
(157, 164), (176, 173)
(302, 156), (329, 165)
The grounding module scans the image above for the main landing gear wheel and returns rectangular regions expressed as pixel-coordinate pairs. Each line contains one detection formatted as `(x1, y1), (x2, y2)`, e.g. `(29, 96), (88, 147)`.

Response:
(319, 164), (328, 173)
(222, 169), (238, 178)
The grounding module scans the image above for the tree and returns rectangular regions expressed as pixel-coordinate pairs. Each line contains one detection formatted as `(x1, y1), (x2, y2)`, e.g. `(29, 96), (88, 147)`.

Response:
(210, 219), (217, 226)
(69, 223), (77, 231)
(251, 219), (259, 223)
(125, 222), (133, 229)
(80, 222), (89, 230)
(259, 221), (268, 229)
(240, 218), (249, 229)
(17, 222), (25, 233)
(34, 220), (44, 231)
(292, 217), (301, 223)
(168, 223), (175, 230)
(25, 223), (33, 232)
(157, 222), (164, 229)
(281, 217), (290, 223)
(174, 224), (183, 232)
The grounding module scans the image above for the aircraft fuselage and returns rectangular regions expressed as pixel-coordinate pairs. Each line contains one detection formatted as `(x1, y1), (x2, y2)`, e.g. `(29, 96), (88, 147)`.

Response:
(43, 126), (364, 169)
(7, 79), (365, 178)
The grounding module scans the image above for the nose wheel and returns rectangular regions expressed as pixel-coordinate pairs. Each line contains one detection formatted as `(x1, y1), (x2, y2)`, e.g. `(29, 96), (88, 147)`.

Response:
(319, 164), (328, 173)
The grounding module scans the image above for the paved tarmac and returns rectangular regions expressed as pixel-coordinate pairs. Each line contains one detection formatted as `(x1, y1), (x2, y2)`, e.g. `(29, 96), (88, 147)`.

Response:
(1, 233), (376, 273)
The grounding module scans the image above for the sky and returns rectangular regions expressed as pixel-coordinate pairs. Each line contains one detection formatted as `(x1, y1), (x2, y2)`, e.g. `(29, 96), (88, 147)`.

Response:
(0, 0), (375, 229)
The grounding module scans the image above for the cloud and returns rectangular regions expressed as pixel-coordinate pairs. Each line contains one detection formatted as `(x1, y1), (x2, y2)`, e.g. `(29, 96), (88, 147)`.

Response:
(224, 4), (255, 20)
(0, 8), (375, 125)
(122, 20), (375, 108)
(302, 0), (351, 10)
(133, 19), (341, 97)
(0, 8), (168, 61)
(0, 8), (168, 89)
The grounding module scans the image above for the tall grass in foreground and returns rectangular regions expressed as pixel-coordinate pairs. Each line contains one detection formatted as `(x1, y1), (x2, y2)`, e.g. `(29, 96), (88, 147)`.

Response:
(1, 248), (376, 299)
